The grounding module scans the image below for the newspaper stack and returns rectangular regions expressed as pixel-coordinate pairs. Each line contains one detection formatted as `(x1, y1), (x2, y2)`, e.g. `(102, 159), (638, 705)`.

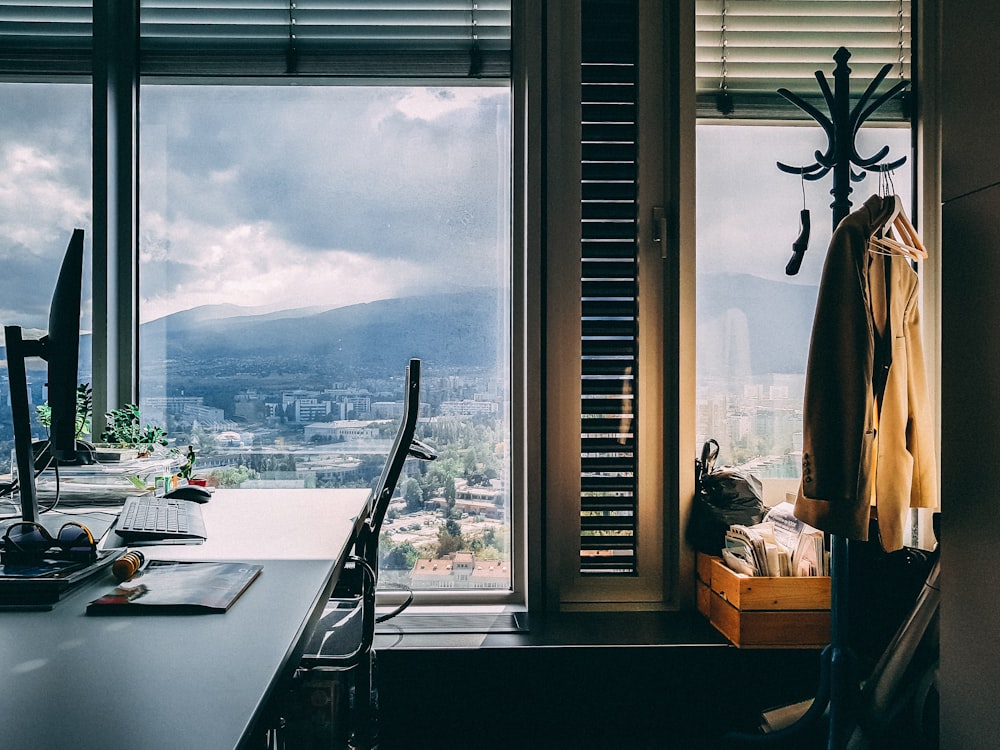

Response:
(722, 501), (825, 577)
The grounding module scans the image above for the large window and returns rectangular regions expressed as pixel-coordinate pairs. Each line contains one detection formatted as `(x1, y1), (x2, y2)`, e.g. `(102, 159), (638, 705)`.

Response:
(696, 124), (912, 490)
(0, 1), (515, 598)
(138, 84), (512, 592)
(0, 83), (92, 484)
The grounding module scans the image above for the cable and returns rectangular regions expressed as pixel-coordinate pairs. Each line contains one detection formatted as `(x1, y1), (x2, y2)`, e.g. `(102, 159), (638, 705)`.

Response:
(375, 584), (414, 624)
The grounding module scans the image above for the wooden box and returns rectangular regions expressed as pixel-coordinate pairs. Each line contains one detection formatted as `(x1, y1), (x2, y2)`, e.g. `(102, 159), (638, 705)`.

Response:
(696, 553), (831, 648)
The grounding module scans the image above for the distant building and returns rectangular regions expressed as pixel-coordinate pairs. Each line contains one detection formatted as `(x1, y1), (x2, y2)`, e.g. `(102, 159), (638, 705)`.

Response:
(440, 399), (498, 416)
(143, 396), (227, 427)
(410, 552), (510, 589)
(293, 398), (333, 423)
(371, 400), (403, 420)
(303, 420), (380, 442)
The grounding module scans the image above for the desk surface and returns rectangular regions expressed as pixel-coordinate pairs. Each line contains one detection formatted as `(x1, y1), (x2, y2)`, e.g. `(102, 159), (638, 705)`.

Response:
(0, 488), (369, 750)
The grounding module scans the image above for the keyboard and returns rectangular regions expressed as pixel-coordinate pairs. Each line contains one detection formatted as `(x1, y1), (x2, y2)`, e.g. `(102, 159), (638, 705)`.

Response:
(116, 495), (207, 541)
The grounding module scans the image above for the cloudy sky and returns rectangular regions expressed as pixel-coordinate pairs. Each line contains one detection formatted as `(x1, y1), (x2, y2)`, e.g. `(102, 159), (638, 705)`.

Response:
(0, 80), (910, 340)
(697, 122), (911, 288)
(0, 83), (511, 338)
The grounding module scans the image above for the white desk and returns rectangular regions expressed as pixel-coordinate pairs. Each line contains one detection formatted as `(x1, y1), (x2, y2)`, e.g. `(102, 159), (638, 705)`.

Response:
(0, 488), (369, 750)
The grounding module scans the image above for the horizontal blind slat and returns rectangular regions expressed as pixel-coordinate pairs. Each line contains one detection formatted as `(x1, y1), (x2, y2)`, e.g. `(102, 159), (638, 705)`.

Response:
(696, 0), (910, 119)
(0, 1), (511, 78)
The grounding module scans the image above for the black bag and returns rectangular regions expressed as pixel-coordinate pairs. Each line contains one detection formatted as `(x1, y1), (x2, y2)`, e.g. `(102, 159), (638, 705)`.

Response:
(687, 439), (766, 554)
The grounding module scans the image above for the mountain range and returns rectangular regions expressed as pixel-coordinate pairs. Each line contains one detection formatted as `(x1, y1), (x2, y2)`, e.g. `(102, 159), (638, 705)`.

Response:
(696, 272), (819, 377)
(5, 274), (818, 383)
(140, 290), (505, 381)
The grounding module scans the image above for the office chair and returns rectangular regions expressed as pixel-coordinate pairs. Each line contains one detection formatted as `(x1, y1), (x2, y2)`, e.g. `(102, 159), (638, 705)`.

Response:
(293, 358), (436, 750)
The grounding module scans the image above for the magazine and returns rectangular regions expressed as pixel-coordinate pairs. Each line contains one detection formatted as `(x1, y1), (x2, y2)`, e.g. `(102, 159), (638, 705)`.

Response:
(86, 559), (262, 615)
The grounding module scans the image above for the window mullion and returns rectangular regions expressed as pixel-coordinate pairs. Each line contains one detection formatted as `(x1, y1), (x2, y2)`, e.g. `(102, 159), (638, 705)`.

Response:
(92, 0), (139, 432)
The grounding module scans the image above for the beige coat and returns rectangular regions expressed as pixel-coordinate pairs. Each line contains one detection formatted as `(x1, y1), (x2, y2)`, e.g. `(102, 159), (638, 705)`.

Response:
(794, 194), (938, 551)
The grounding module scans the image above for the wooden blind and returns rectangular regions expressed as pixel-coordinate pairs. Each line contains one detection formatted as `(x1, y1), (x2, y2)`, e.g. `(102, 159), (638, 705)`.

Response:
(579, 0), (638, 576)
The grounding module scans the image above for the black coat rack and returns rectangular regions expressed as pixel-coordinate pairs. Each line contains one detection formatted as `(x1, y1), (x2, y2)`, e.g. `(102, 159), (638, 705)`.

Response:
(778, 46), (908, 275)
(726, 47), (909, 750)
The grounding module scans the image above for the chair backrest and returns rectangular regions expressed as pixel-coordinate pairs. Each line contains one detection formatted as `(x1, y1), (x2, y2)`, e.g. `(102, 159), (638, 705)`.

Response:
(353, 358), (425, 564)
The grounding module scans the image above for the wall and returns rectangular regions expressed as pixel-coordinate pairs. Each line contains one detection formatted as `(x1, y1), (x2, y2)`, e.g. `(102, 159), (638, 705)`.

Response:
(939, 1), (1000, 747)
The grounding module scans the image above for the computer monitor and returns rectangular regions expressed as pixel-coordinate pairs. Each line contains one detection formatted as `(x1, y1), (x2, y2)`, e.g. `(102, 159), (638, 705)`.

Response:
(5, 228), (85, 523)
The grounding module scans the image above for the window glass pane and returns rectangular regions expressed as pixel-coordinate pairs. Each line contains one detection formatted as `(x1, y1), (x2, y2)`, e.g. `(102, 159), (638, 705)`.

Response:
(138, 85), (511, 592)
(0, 83), (91, 484)
(696, 123), (911, 482)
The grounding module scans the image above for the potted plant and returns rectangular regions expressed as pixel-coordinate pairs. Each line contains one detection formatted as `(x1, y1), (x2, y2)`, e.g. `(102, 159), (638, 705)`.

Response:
(35, 383), (95, 464)
(177, 444), (209, 486)
(100, 403), (168, 458)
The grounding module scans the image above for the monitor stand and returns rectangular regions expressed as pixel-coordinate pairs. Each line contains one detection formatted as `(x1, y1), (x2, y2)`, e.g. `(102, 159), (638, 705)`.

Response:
(4, 325), (43, 524)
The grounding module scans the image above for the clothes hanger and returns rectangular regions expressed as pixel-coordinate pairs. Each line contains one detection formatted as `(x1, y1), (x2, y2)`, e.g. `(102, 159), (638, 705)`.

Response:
(869, 171), (927, 262)
(785, 172), (811, 275)
(869, 207), (927, 262)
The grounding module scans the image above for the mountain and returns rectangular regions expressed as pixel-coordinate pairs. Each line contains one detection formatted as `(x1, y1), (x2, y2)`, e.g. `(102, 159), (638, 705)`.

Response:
(142, 290), (504, 380)
(696, 273), (818, 376)
(4, 275), (816, 384)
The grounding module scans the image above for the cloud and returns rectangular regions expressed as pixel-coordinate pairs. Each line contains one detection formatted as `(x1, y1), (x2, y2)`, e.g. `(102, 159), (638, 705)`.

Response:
(137, 85), (510, 317)
(139, 216), (438, 321)
(0, 82), (912, 338)
(695, 124), (910, 286)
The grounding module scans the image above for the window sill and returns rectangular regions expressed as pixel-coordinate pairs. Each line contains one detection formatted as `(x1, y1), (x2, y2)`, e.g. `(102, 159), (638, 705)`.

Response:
(374, 608), (731, 650)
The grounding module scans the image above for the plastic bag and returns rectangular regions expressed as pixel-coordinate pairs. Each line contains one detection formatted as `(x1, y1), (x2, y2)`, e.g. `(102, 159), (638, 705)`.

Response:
(687, 439), (765, 554)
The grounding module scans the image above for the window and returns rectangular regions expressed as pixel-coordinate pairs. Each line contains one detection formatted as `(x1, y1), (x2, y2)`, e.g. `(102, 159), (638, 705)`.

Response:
(543, 0), (675, 608)
(135, 1), (514, 595)
(695, 123), (912, 483)
(0, 1), (515, 598)
(137, 83), (513, 594)
(0, 1), (927, 611)
(694, 1), (918, 531)
(0, 82), (92, 481)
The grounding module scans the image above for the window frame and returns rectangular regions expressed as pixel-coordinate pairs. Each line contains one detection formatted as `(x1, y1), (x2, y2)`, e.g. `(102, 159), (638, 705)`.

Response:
(541, 0), (695, 611)
(86, 1), (528, 611)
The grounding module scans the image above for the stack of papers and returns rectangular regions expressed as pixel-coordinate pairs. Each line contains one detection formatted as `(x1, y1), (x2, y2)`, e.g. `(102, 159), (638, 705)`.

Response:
(722, 502), (826, 577)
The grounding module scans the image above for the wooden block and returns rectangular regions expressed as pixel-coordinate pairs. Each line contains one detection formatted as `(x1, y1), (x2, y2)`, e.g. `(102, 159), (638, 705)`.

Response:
(709, 593), (830, 648)
(696, 551), (715, 585)
(708, 557), (830, 611)
(696, 579), (711, 619)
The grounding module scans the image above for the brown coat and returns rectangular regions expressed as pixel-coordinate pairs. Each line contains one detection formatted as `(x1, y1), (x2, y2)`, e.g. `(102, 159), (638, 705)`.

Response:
(794, 194), (938, 551)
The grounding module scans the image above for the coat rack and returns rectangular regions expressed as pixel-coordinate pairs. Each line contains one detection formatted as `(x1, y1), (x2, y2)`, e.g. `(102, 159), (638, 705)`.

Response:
(726, 47), (909, 750)
(777, 46), (908, 275)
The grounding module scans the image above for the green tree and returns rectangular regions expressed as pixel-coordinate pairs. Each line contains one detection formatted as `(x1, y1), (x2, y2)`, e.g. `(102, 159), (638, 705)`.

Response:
(436, 520), (464, 557)
(380, 539), (419, 570)
(403, 477), (423, 512)
(207, 465), (260, 488)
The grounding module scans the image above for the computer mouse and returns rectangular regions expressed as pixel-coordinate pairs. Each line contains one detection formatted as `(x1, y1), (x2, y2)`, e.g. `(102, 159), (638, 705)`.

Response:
(163, 485), (213, 503)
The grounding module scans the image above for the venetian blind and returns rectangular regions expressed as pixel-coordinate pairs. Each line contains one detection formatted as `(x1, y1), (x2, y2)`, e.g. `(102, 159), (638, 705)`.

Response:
(0, 2), (92, 77)
(0, 1), (511, 79)
(696, 0), (911, 119)
(579, 0), (639, 576)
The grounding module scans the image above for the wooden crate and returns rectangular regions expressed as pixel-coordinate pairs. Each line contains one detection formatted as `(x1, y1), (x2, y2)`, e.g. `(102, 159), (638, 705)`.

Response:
(696, 553), (831, 648)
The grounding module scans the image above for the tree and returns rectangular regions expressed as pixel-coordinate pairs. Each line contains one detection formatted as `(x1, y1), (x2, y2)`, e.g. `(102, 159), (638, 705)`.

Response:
(207, 465), (260, 488)
(403, 477), (423, 512)
(436, 521), (464, 557)
(380, 540), (418, 570)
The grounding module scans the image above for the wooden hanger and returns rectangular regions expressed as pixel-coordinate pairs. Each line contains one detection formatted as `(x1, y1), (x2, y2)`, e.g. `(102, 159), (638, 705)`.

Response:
(870, 195), (927, 262)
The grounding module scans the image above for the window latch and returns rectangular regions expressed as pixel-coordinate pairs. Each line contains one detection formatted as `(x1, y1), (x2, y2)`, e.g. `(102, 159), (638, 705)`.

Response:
(652, 206), (667, 259)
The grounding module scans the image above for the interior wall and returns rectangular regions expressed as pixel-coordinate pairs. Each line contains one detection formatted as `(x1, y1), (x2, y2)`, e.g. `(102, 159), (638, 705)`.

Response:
(939, 1), (1000, 747)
